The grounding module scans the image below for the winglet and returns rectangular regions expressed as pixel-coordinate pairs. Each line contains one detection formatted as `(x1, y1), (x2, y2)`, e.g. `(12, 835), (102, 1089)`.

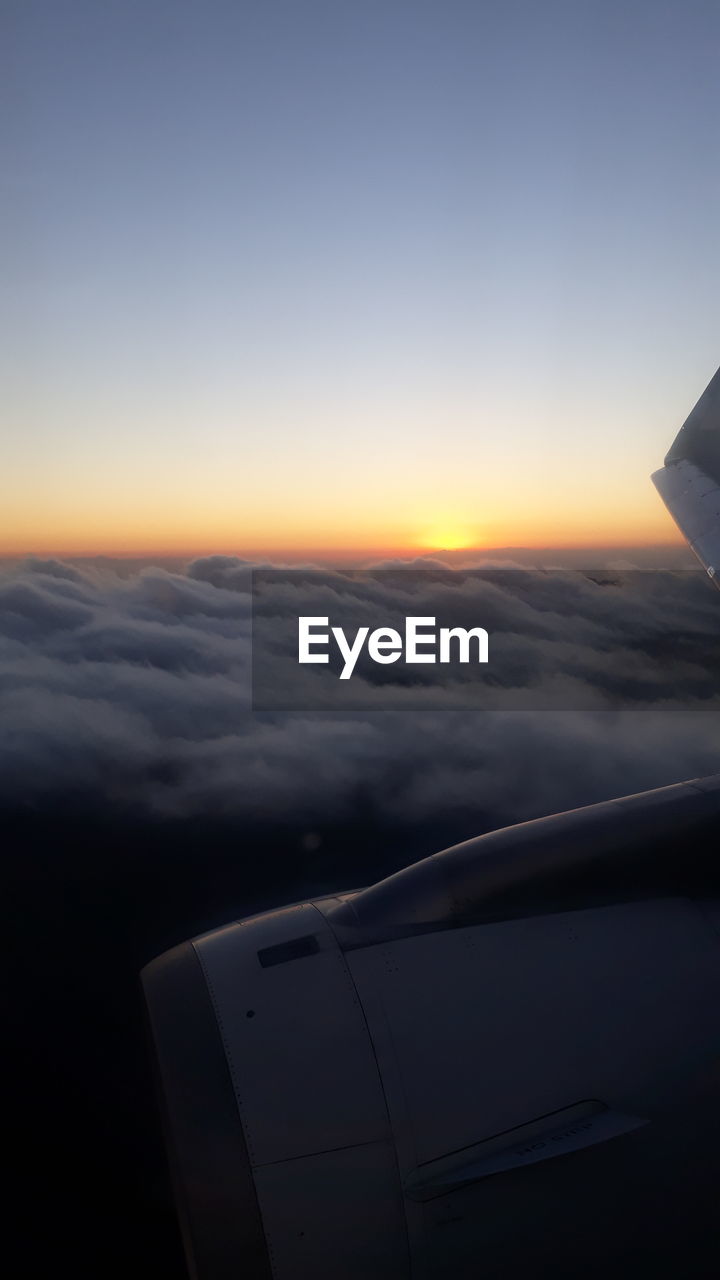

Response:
(652, 363), (720, 581)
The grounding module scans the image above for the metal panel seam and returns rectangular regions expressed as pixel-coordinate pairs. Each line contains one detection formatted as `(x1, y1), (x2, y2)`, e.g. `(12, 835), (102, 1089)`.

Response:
(310, 904), (413, 1279)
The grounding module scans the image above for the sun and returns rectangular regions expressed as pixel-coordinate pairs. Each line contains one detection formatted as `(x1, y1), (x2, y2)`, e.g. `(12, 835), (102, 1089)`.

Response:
(418, 524), (475, 552)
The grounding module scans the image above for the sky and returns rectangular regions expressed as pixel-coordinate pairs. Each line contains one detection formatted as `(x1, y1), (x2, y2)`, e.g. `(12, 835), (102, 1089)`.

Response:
(3, 0), (720, 558)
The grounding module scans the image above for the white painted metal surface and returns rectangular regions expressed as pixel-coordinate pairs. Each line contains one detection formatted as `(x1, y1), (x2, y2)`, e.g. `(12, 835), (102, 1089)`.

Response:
(193, 903), (409, 1277)
(652, 458), (720, 579)
(188, 893), (720, 1278)
(344, 897), (720, 1277)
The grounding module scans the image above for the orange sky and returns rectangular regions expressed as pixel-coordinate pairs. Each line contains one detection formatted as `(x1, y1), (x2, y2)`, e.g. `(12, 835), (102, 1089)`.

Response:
(0, 501), (683, 561)
(2, 350), (693, 562)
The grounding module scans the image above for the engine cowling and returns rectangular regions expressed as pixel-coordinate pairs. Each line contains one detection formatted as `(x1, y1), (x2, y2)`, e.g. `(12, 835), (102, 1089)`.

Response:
(143, 775), (720, 1278)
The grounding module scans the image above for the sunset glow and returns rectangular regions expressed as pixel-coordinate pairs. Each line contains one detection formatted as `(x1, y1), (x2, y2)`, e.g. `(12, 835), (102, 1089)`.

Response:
(0, 494), (684, 562)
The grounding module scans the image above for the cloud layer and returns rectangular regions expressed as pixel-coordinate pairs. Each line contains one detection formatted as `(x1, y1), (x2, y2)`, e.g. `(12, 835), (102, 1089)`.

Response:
(2, 556), (720, 831)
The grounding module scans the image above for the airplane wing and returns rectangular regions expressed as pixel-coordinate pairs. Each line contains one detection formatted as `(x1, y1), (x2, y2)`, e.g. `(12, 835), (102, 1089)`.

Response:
(652, 363), (720, 579)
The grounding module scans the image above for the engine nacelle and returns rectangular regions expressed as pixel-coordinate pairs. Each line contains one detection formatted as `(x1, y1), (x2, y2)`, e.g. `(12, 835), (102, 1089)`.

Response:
(143, 776), (720, 1278)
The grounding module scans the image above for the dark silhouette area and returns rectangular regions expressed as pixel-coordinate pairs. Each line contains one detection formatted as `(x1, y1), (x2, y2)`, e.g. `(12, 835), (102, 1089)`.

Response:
(7, 802), (476, 1279)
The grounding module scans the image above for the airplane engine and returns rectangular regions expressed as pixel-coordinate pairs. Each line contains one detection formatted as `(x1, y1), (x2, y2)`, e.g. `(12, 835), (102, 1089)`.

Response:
(142, 775), (720, 1279)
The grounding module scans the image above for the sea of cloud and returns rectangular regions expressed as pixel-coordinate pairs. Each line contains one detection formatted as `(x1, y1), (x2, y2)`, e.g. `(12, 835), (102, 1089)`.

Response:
(2, 555), (720, 830)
